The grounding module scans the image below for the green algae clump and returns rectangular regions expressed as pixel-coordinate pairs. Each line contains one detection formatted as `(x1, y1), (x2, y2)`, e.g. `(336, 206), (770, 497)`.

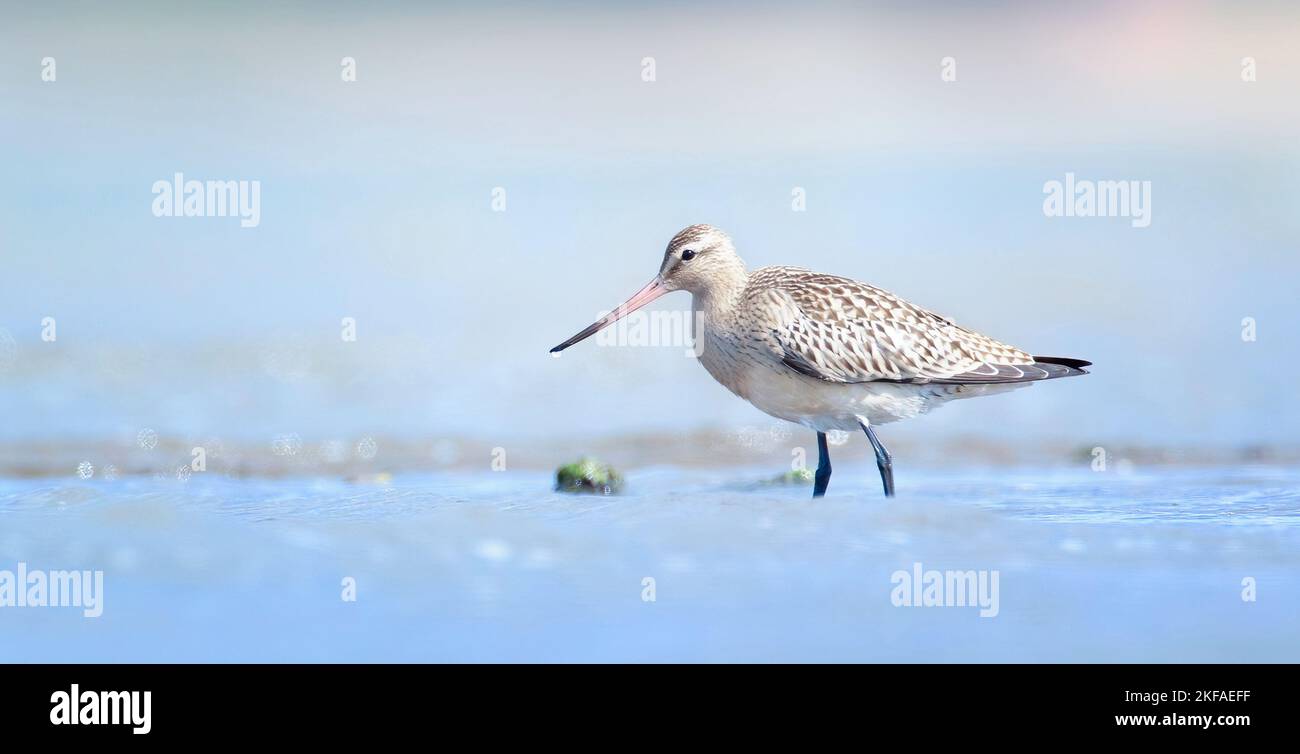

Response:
(555, 457), (625, 495)
(764, 468), (814, 486)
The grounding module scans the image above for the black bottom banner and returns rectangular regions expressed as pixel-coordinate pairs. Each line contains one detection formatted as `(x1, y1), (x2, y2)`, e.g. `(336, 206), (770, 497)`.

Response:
(0, 663), (1283, 741)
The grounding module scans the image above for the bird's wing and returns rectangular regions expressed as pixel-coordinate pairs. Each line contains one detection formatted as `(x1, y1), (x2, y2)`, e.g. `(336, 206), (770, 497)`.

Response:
(751, 268), (1074, 385)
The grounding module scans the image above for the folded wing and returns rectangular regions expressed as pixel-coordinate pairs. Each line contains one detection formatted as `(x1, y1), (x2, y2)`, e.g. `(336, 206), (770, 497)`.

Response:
(752, 268), (1090, 386)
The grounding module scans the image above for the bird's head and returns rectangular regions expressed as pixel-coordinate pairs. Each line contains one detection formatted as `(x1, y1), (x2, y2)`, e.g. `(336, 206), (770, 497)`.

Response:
(655, 224), (745, 295)
(549, 224), (746, 353)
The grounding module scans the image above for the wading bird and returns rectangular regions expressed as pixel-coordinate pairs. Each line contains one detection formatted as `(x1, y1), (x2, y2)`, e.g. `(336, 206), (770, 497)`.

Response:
(550, 225), (1089, 498)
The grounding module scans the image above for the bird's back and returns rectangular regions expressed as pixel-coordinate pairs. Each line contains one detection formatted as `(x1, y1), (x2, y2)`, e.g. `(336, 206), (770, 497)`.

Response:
(736, 266), (1088, 385)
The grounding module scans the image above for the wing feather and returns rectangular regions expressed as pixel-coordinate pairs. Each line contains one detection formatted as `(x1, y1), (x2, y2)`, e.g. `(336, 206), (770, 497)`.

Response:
(750, 267), (1088, 385)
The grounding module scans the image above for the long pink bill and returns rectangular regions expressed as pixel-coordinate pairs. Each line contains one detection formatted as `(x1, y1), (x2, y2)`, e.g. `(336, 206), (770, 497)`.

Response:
(550, 276), (669, 353)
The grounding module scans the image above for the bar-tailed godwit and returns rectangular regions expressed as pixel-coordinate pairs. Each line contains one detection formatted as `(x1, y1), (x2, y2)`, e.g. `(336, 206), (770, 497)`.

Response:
(550, 225), (1090, 497)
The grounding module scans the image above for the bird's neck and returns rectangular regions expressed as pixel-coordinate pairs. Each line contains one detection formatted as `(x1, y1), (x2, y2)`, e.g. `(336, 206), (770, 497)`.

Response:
(693, 265), (749, 321)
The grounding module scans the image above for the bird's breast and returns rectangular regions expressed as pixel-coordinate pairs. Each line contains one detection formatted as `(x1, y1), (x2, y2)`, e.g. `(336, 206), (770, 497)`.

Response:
(694, 319), (755, 400)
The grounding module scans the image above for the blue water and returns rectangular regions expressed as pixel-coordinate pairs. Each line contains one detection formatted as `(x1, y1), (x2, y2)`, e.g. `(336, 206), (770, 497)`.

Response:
(2, 466), (1296, 662)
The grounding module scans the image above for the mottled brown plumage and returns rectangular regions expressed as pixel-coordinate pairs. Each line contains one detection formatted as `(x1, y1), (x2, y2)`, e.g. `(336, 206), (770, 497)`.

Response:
(749, 266), (1035, 383)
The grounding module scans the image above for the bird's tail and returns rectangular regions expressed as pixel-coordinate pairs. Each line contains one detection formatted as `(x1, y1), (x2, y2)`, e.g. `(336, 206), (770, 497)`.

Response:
(1031, 356), (1091, 378)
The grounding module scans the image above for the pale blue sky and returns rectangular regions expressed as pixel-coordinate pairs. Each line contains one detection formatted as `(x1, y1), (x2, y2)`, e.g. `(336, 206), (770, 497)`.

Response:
(1, 1), (1297, 445)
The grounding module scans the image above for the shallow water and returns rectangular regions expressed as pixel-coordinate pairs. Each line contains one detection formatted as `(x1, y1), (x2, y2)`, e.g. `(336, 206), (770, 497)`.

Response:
(1, 465), (1297, 662)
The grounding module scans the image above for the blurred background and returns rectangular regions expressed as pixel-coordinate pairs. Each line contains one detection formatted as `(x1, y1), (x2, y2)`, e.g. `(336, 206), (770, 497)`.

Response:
(1, 0), (1297, 467)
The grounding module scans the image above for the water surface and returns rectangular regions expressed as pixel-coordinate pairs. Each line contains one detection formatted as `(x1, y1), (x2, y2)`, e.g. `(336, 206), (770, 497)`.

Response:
(2, 465), (1295, 662)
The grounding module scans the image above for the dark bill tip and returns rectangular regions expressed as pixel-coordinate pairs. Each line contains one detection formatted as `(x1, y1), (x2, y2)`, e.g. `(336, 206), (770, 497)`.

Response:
(548, 276), (669, 357)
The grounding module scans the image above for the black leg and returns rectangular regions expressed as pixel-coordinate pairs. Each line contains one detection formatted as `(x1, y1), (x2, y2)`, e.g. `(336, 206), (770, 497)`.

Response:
(860, 423), (895, 497)
(813, 431), (831, 498)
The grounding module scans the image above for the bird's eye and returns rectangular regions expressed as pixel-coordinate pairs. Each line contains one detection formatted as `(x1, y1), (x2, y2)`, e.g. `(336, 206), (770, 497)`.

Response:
(681, 249), (696, 261)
